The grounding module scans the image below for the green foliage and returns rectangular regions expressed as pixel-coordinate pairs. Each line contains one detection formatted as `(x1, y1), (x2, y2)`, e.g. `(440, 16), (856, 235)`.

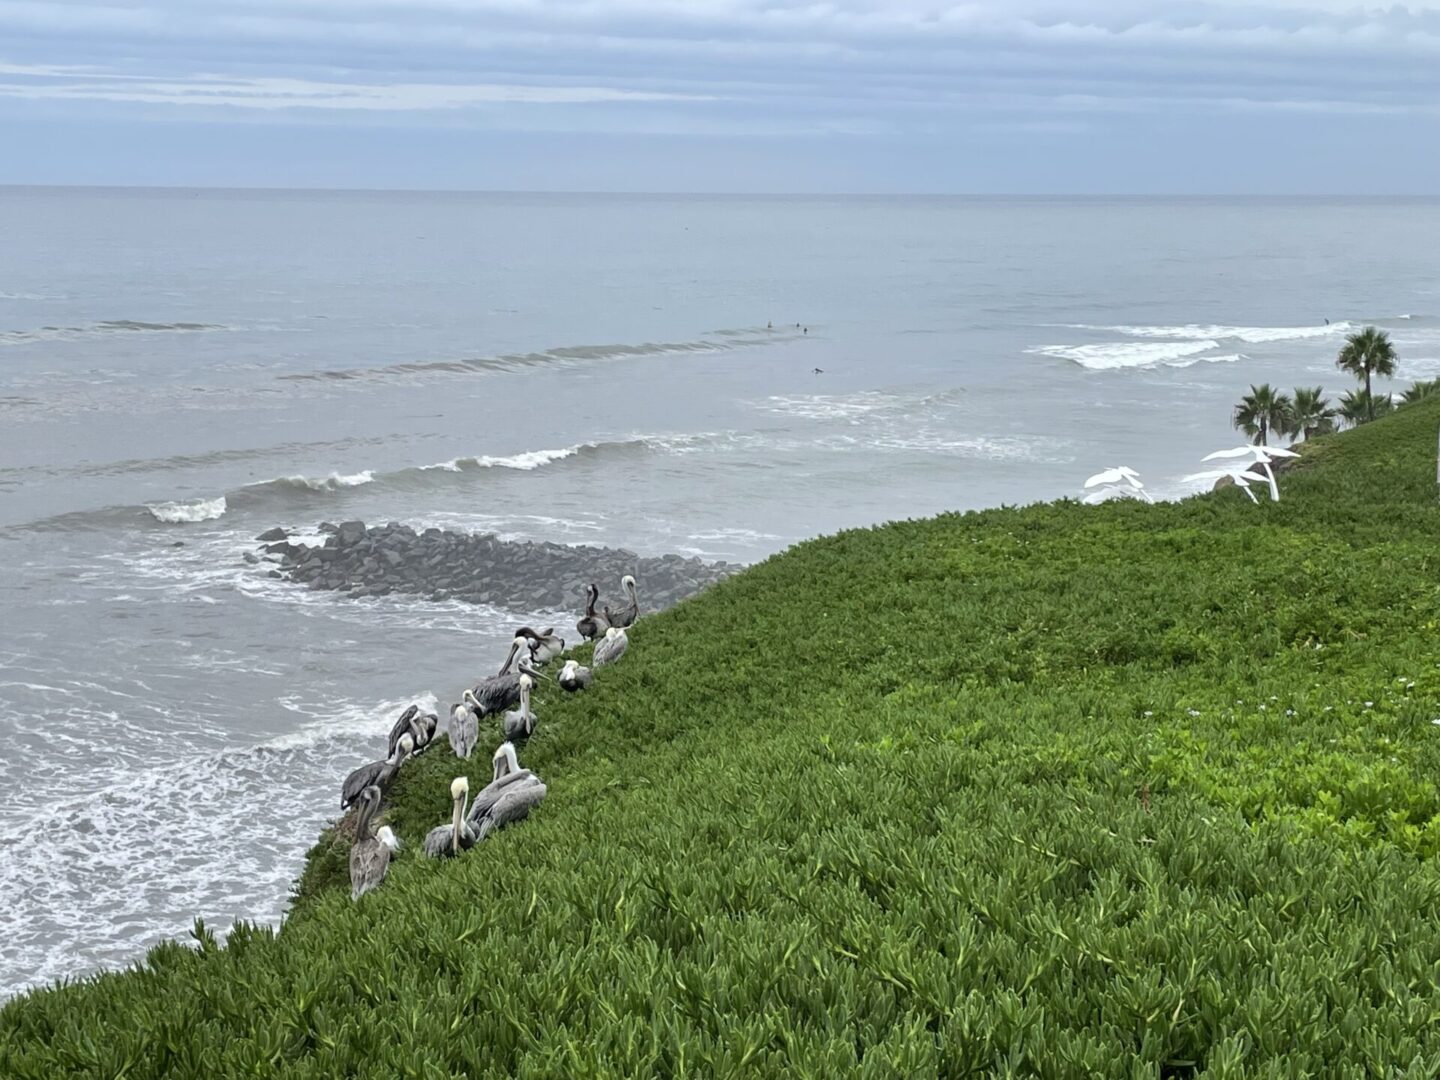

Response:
(1336, 326), (1399, 420)
(1339, 388), (1395, 428)
(1231, 383), (1291, 446)
(9, 399), (1440, 1075)
(1402, 379), (1440, 406)
(1284, 385), (1335, 442)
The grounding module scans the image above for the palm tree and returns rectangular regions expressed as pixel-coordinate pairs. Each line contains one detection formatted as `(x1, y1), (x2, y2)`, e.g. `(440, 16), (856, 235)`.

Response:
(1401, 379), (1440, 406)
(1335, 326), (1398, 420)
(1286, 386), (1335, 442)
(1338, 389), (1394, 428)
(1232, 384), (1292, 446)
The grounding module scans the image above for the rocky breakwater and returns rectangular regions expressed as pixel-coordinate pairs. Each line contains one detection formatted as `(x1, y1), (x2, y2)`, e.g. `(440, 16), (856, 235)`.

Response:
(251, 520), (739, 613)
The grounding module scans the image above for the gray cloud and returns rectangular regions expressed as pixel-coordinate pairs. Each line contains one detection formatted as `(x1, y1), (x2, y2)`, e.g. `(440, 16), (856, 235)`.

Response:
(0, 1), (1436, 189)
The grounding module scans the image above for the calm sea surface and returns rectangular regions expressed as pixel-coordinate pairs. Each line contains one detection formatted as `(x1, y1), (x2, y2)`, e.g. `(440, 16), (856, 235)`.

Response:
(1, 188), (1437, 997)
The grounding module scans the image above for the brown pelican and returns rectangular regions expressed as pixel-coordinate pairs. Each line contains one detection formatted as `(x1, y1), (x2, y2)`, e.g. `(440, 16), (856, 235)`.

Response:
(340, 732), (413, 810)
(558, 659), (591, 692)
(602, 575), (639, 629)
(349, 785), (392, 899)
(592, 625), (628, 668)
(387, 706), (437, 759)
(450, 695), (480, 759)
(384, 705), (419, 759)
(423, 776), (477, 858)
(576, 584), (609, 642)
(412, 712), (439, 753)
(469, 657), (547, 717)
(501, 674), (537, 741)
(466, 742), (546, 840)
(515, 626), (565, 666)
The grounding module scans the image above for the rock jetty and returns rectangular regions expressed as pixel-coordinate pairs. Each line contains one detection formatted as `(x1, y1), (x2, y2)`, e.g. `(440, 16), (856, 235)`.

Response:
(254, 520), (739, 613)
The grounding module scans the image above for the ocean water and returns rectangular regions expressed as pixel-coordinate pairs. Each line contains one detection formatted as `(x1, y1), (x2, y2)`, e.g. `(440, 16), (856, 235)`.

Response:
(1, 188), (1437, 998)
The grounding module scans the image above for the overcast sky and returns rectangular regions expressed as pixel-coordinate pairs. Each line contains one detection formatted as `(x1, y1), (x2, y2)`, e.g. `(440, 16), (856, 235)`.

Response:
(1, 1), (1437, 192)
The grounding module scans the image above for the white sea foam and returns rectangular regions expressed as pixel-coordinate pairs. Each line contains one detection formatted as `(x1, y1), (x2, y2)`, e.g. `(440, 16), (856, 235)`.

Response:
(0, 690), (435, 998)
(1029, 340), (1223, 370)
(421, 446), (581, 473)
(268, 470), (374, 492)
(859, 432), (1065, 462)
(754, 392), (902, 421)
(1067, 321), (1351, 344)
(145, 496), (228, 523)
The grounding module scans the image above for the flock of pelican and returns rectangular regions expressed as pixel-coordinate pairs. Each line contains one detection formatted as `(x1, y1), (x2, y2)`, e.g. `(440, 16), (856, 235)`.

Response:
(345, 575), (639, 899)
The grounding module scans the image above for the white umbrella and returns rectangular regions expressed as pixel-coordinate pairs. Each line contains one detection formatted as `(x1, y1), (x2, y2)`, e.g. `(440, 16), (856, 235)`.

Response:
(1183, 464), (1273, 505)
(1200, 445), (1294, 502)
(1082, 466), (1154, 503)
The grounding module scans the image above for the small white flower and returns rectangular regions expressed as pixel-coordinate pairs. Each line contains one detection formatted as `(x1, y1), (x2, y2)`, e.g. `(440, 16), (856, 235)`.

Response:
(1186, 709), (1200, 717)
(1365, 701), (1374, 708)
(1285, 709), (1295, 716)
(1143, 711), (1153, 717)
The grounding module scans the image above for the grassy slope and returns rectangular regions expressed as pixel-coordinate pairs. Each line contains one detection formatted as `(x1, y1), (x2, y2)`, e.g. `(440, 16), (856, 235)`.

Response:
(7, 401), (1440, 1076)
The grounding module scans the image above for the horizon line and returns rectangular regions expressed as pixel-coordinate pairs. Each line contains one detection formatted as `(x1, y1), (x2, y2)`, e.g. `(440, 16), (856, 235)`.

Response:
(1, 183), (1436, 200)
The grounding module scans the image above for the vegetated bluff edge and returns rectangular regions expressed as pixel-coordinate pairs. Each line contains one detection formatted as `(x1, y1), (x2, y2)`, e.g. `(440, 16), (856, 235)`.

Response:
(7, 399), (1440, 1077)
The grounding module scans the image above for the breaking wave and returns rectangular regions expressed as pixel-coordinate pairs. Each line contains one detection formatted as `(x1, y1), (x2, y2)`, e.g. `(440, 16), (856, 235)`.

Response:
(257, 471), (375, 493)
(1033, 320), (1360, 371)
(1029, 340), (1225, 371)
(418, 447), (581, 473)
(1066, 321), (1352, 344)
(146, 496), (228, 524)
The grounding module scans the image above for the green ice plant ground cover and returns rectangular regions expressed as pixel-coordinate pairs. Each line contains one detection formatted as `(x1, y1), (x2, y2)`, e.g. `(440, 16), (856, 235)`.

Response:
(7, 400), (1440, 1076)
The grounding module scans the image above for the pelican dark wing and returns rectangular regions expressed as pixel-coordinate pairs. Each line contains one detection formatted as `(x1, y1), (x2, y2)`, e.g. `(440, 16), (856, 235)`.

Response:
(470, 661), (544, 716)
(349, 836), (391, 899)
(465, 768), (536, 827)
(592, 627), (628, 668)
(410, 712), (439, 754)
(423, 821), (475, 858)
(474, 779), (548, 842)
(348, 787), (392, 899)
(602, 575), (639, 629)
(384, 705), (420, 760)
(576, 584), (609, 641)
(558, 661), (591, 692)
(340, 734), (412, 809)
(340, 759), (385, 810)
(501, 708), (535, 742)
